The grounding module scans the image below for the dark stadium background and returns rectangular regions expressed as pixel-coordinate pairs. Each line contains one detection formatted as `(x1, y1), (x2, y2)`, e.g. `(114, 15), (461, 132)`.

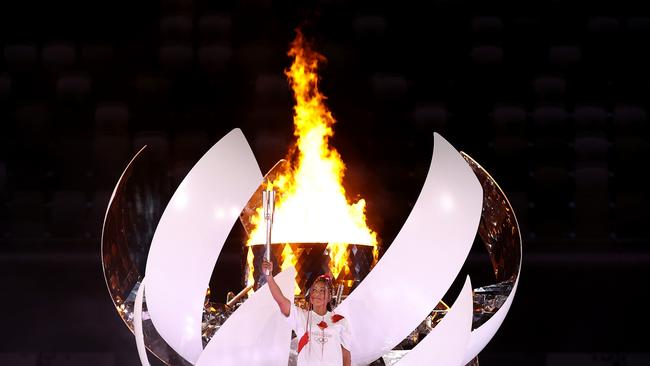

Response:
(1, 0), (648, 365)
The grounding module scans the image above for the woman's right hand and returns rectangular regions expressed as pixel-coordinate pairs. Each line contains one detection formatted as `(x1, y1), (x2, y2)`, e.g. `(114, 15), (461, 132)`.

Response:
(261, 260), (273, 275)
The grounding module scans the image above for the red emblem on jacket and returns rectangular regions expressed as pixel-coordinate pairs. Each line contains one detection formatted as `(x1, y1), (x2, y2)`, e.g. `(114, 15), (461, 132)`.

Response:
(331, 314), (345, 323)
(297, 331), (309, 353)
(317, 320), (328, 330)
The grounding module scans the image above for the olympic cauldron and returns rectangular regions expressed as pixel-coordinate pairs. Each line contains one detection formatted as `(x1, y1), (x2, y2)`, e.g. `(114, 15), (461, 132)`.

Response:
(100, 134), (521, 366)
(238, 160), (379, 303)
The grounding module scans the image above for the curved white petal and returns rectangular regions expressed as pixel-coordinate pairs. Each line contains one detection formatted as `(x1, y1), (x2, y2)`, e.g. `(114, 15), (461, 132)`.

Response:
(335, 133), (483, 366)
(144, 129), (263, 363)
(195, 267), (297, 366)
(397, 276), (474, 366)
(134, 278), (151, 366)
(463, 271), (521, 363)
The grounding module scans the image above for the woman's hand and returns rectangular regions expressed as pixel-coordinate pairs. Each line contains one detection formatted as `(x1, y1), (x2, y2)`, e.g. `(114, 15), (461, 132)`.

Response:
(261, 259), (273, 276)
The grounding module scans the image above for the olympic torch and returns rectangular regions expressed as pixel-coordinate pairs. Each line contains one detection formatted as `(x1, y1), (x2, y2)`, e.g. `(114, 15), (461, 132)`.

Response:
(262, 188), (276, 276)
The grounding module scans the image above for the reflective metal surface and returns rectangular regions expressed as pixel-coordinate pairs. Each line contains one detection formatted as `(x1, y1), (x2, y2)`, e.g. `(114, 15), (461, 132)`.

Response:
(386, 151), (522, 362)
(462, 152), (521, 284)
(101, 146), (191, 365)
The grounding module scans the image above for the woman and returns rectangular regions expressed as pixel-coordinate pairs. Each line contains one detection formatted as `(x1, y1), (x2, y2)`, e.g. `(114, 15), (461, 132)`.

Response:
(262, 260), (352, 366)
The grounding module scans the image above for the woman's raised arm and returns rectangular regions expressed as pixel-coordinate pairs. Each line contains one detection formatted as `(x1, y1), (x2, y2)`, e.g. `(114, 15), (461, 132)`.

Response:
(262, 260), (291, 316)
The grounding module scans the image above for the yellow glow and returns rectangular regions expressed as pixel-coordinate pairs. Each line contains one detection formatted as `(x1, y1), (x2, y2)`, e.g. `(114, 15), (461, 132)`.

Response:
(246, 30), (378, 290)
(280, 244), (301, 295)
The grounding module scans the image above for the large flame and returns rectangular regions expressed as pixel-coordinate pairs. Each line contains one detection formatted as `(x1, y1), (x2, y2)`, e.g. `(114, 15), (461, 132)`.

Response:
(246, 30), (378, 292)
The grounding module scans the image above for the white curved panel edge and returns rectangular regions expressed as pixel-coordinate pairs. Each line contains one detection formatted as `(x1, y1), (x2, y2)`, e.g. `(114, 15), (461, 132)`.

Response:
(463, 269), (521, 364)
(335, 132), (483, 366)
(196, 267), (297, 366)
(144, 128), (263, 363)
(134, 278), (151, 366)
(396, 276), (474, 366)
(100, 146), (146, 277)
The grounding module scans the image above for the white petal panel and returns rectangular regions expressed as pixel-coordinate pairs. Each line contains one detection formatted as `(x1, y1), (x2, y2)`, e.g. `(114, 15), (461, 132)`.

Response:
(144, 129), (263, 363)
(195, 267), (297, 366)
(463, 273), (521, 364)
(133, 278), (151, 366)
(396, 276), (474, 366)
(335, 133), (483, 366)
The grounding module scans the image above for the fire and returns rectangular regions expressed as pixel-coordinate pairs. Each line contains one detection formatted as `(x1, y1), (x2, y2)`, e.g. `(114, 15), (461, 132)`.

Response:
(246, 30), (378, 293)
(280, 244), (301, 295)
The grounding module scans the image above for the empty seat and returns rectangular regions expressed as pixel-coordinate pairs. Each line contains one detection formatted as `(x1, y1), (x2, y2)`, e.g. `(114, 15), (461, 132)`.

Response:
(161, 0), (193, 13)
(80, 44), (114, 71)
(6, 156), (49, 191)
(49, 136), (93, 190)
(471, 16), (503, 34)
(352, 15), (387, 40)
(532, 76), (566, 101)
(255, 73), (291, 105)
(0, 353), (37, 366)
(198, 14), (232, 40)
(612, 136), (649, 165)
(613, 191), (649, 240)
(532, 137), (572, 169)
(8, 190), (48, 239)
(532, 105), (570, 139)
(494, 135), (529, 157)
(574, 105), (607, 137)
(160, 43), (193, 72)
(50, 190), (87, 238)
(0, 74), (11, 99)
(34, 353), (115, 366)
(626, 17), (650, 32)
(15, 103), (50, 147)
(160, 15), (193, 41)
(241, 105), (293, 137)
(0, 160), (6, 191)
(611, 136), (649, 191)
(42, 42), (77, 73)
(370, 73), (408, 102)
(587, 17), (620, 33)
(236, 43), (273, 73)
(412, 104), (448, 131)
(238, 0), (272, 10)
(56, 74), (91, 101)
(612, 104), (647, 136)
(574, 136), (610, 169)
(95, 102), (129, 136)
(529, 166), (573, 240)
(132, 74), (171, 101)
(198, 44), (232, 75)
(470, 45), (503, 65)
(492, 104), (526, 136)
(4, 44), (38, 72)
(574, 167), (611, 240)
(548, 45), (582, 67)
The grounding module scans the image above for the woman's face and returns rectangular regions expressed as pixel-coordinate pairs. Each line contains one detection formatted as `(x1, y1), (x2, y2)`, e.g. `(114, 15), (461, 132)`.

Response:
(309, 281), (331, 308)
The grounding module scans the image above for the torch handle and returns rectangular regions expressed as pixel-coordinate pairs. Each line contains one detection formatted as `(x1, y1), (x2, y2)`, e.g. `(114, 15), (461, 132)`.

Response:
(262, 189), (275, 276)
